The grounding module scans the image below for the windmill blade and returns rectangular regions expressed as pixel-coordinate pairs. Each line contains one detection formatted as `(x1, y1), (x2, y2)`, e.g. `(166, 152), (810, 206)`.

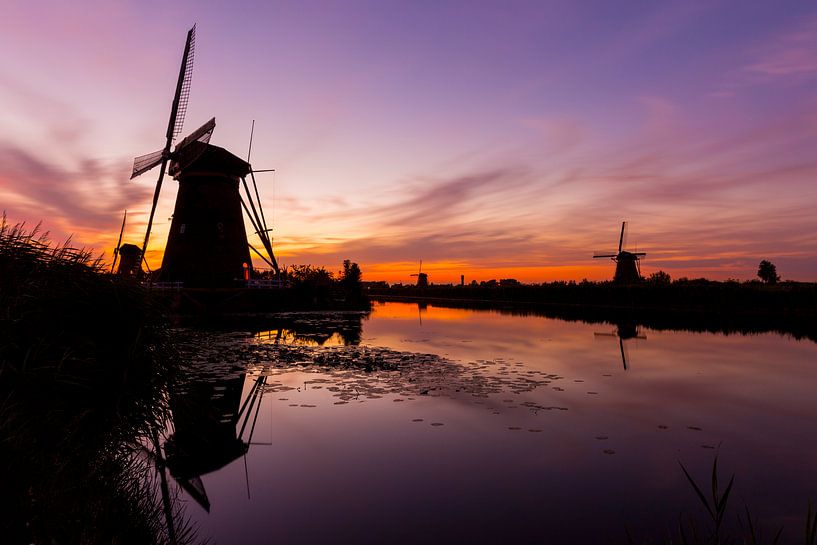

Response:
(593, 253), (617, 258)
(111, 210), (127, 273)
(140, 158), (170, 268)
(174, 116), (215, 152)
(139, 25), (197, 265)
(130, 149), (164, 179)
(170, 118), (216, 175)
(620, 338), (629, 370)
(618, 221), (626, 253)
(167, 25), (197, 141)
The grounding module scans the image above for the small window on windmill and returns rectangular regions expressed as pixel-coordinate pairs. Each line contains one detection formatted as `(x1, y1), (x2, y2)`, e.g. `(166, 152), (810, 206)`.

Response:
(217, 221), (225, 240)
(180, 223), (186, 234)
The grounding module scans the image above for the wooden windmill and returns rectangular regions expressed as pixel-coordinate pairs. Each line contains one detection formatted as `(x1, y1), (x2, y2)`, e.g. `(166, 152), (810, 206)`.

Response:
(129, 25), (279, 287)
(410, 259), (429, 287)
(593, 222), (646, 283)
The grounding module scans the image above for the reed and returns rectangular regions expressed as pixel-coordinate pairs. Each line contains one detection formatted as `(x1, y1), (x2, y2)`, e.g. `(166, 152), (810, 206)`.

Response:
(627, 456), (815, 545)
(0, 216), (196, 544)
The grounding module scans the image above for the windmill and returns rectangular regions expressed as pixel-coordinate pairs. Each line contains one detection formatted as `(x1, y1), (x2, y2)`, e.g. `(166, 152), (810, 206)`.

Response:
(593, 221), (646, 283)
(410, 260), (429, 287)
(129, 25), (279, 286)
(594, 323), (646, 370)
(110, 210), (142, 277)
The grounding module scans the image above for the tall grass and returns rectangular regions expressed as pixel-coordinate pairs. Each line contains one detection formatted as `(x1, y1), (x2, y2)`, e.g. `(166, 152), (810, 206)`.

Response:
(0, 217), (196, 544)
(627, 456), (816, 545)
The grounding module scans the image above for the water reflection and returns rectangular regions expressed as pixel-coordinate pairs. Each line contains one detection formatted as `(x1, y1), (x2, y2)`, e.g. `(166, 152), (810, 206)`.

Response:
(170, 303), (817, 545)
(253, 311), (366, 346)
(594, 323), (646, 370)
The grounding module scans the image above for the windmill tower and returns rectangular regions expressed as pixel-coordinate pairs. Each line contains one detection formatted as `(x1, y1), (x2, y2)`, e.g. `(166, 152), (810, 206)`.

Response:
(593, 222), (646, 283)
(129, 25), (279, 287)
(410, 260), (429, 287)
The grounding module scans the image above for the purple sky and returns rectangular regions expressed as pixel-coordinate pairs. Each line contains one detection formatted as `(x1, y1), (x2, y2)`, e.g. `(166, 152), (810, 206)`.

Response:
(2, 0), (816, 282)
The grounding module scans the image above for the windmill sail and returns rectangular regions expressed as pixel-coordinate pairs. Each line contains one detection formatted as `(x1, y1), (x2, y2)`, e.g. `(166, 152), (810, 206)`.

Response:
(131, 149), (164, 179)
(134, 24), (197, 269)
(111, 210), (127, 273)
(169, 117), (216, 175)
(169, 25), (196, 141)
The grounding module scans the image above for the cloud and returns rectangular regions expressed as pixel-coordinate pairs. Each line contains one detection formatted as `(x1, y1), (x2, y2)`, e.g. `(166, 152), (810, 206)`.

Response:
(0, 141), (151, 243)
(272, 95), (817, 282)
(744, 17), (817, 79)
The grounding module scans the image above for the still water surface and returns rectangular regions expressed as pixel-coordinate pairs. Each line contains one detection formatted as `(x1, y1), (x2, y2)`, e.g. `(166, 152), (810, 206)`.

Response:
(170, 302), (817, 544)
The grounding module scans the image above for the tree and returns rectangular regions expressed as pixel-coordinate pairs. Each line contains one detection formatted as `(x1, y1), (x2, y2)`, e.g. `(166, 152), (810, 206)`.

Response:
(648, 270), (671, 285)
(340, 259), (362, 286)
(757, 260), (780, 284)
(339, 259), (363, 297)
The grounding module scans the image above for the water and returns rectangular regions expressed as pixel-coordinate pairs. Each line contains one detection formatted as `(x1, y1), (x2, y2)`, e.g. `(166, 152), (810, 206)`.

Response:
(167, 302), (817, 544)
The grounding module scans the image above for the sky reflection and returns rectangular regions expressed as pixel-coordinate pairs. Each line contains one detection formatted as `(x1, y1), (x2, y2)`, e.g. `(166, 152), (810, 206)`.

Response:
(176, 303), (817, 544)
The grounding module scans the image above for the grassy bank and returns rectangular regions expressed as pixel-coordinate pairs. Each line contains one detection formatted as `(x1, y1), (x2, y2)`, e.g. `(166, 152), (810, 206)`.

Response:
(373, 280), (817, 314)
(0, 219), (191, 544)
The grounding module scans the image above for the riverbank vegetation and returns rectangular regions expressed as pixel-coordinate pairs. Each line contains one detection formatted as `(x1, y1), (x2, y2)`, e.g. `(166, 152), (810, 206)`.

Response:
(0, 219), (192, 544)
(373, 276), (817, 317)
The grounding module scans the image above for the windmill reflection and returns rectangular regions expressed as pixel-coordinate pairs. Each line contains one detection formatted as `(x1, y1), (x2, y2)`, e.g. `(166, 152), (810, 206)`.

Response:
(156, 311), (366, 515)
(417, 303), (427, 326)
(593, 323), (647, 370)
(161, 369), (267, 511)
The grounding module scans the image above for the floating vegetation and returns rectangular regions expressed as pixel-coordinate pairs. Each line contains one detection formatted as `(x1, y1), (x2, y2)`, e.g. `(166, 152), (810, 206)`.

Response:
(174, 329), (560, 410)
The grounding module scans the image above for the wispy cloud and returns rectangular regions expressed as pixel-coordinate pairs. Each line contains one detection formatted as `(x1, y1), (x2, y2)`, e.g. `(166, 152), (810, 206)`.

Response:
(0, 141), (150, 242)
(745, 17), (817, 79)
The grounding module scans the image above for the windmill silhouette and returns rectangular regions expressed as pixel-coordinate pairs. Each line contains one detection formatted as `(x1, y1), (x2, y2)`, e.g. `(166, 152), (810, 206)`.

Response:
(410, 260), (429, 287)
(109, 209), (143, 277)
(129, 25), (278, 286)
(593, 221), (646, 283)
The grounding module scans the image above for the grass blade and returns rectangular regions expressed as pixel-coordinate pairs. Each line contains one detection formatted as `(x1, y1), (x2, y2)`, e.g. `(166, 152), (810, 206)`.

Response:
(679, 460), (715, 520)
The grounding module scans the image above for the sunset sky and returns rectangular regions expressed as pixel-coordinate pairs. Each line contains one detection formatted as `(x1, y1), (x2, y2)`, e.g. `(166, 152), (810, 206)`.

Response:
(2, 0), (816, 283)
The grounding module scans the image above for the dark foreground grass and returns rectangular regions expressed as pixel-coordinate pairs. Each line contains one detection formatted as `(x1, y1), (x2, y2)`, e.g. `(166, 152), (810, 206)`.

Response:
(0, 218), (196, 544)
(626, 456), (816, 545)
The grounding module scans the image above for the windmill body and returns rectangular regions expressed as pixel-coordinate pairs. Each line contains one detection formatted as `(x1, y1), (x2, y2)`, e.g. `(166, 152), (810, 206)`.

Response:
(593, 222), (646, 283)
(116, 243), (142, 277)
(612, 251), (642, 283)
(159, 144), (253, 287)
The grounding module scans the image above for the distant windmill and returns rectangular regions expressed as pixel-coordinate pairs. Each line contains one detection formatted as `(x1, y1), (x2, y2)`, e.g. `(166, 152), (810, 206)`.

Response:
(111, 209), (141, 277)
(593, 323), (646, 370)
(129, 25), (278, 286)
(410, 260), (429, 287)
(593, 221), (646, 283)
